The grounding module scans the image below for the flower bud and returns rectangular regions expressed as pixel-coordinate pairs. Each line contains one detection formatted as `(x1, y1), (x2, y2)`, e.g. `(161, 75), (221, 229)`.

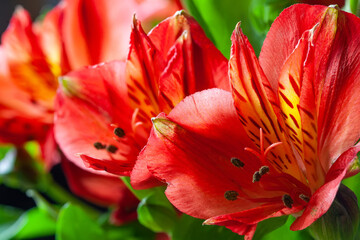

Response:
(309, 184), (359, 240)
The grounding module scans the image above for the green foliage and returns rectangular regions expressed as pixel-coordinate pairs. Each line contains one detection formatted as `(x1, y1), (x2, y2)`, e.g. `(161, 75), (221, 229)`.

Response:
(121, 177), (166, 200)
(253, 215), (288, 239)
(56, 203), (154, 240)
(350, 0), (360, 15)
(343, 170), (360, 208)
(171, 214), (242, 240)
(249, 0), (294, 35)
(183, 0), (264, 56)
(0, 206), (56, 240)
(56, 203), (104, 240)
(262, 216), (313, 240)
(137, 192), (178, 233)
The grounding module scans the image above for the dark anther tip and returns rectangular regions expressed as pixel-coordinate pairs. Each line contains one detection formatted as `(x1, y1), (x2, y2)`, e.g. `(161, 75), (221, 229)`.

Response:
(282, 194), (294, 208)
(224, 191), (239, 201)
(106, 144), (118, 153)
(114, 127), (125, 138)
(252, 171), (261, 183)
(231, 157), (244, 168)
(94, 142), (106, 150)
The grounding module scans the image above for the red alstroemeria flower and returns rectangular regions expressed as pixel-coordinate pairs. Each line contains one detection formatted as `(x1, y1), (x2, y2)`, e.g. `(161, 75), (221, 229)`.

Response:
(54, 11), (229, 188)
(138, 4), (360, 239)
(0, 0), (182, 147)
(0, 0), (179, 211)
(61, 0), (183, 69)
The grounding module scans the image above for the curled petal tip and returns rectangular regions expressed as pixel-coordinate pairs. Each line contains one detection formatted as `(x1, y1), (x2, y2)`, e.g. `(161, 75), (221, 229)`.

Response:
(203, 218), (215, 225)
(132, 14), (139, 29)
(329, 4), (340, 10)
(175, 10), (186, 17)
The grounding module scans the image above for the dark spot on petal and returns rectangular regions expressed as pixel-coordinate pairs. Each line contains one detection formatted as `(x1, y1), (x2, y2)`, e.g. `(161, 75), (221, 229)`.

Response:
(259, 166), (269, 176)
(107, 144), (118, 153)
(224, 191), (239, 201)
(94, 142), (106, 150)
(231, 157), (244, 168)
(252, 171), (261, 183)
(299, 194), (310, 202)
(282, 194), (293, 208)
(114, 127), (125, 138)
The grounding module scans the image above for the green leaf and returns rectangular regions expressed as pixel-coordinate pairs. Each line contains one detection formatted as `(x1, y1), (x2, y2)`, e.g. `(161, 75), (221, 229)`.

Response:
(171, 214), (242, 240)
(137, 192), (178, 233)
(253, 215), (288, 239)
(0, 148), (16, 176)
(0, 206), (56, 240)
(14, 208), (57, 239)
(104, 221), (155, 240)
(121, 176), (166, 200)
(56, 203), (104, 240)
(262, 216), (313, 240)
(343, 173), (360, 208)
(0, 205), (23, 240)
(183, 0), (264, 56)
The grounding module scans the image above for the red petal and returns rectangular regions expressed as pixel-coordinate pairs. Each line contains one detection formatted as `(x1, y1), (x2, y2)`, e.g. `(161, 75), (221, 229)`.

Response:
(230, 23), (305, 183)
(1, 7), (58, 107)
(61, 156), (138, 208)
(205, 203), (303, 238)
(291, 144), (360, 230)
(126, 17), (163, 130)
(156, 12), (229, 112)
(130, 146), (163, 189)
(62, 0), (180, 69)
(315, 10), (360, 173)
(259, 4), (327, 91)
(143, 89), (297, 219)
(54, 61), (141, 175)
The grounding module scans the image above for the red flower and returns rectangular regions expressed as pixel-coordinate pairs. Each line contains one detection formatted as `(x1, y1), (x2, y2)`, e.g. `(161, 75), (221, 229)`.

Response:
(54, 11), (229, 188)
(139, 4), (360, 239)
(0, 0), (182, 147)
(0, 0), (180, 211)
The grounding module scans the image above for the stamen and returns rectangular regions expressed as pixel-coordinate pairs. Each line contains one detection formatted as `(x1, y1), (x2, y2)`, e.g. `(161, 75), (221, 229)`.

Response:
(224, 191), (239, 201)
(259, 166), (269, 175)
(299, 194), (310, 202)
(106, 145), (118, 153)
(282, 194), (293, 208)
(94, 142), (106, 150)
(244, 128), (282, 169)
(114, 127), (125, 138)
(231, 157), (244, 168)
(252, 171), (261, 183)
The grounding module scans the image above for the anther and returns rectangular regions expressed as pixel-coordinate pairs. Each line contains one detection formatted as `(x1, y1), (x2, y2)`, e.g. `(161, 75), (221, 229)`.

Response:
(114, 127), (125, 138)
(94, 142), (106, 150)
(282, 194), (294, 208)
(259, 166), (269, 176)
(224, 191), (239, 201)
(231, 157), (244, 168)
(299, 194), (310, 202)
(252, 171), (261, 183)
(106, 145), (118, 153)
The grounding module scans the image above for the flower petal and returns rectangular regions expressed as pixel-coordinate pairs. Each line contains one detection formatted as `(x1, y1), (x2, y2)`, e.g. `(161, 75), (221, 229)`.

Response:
(315, 10), (360, 173)
(259, 4), (327, 91)
(54, 61), (141, 176)
(291, 144), (360, 230)
(126, 17), (163, 130)
(143, 89), (303, 220)
(62, 0), (180, 69)
(230, 23), (305, 183)
(61, 156), (136, 206)
(156, 12), (229, 113)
